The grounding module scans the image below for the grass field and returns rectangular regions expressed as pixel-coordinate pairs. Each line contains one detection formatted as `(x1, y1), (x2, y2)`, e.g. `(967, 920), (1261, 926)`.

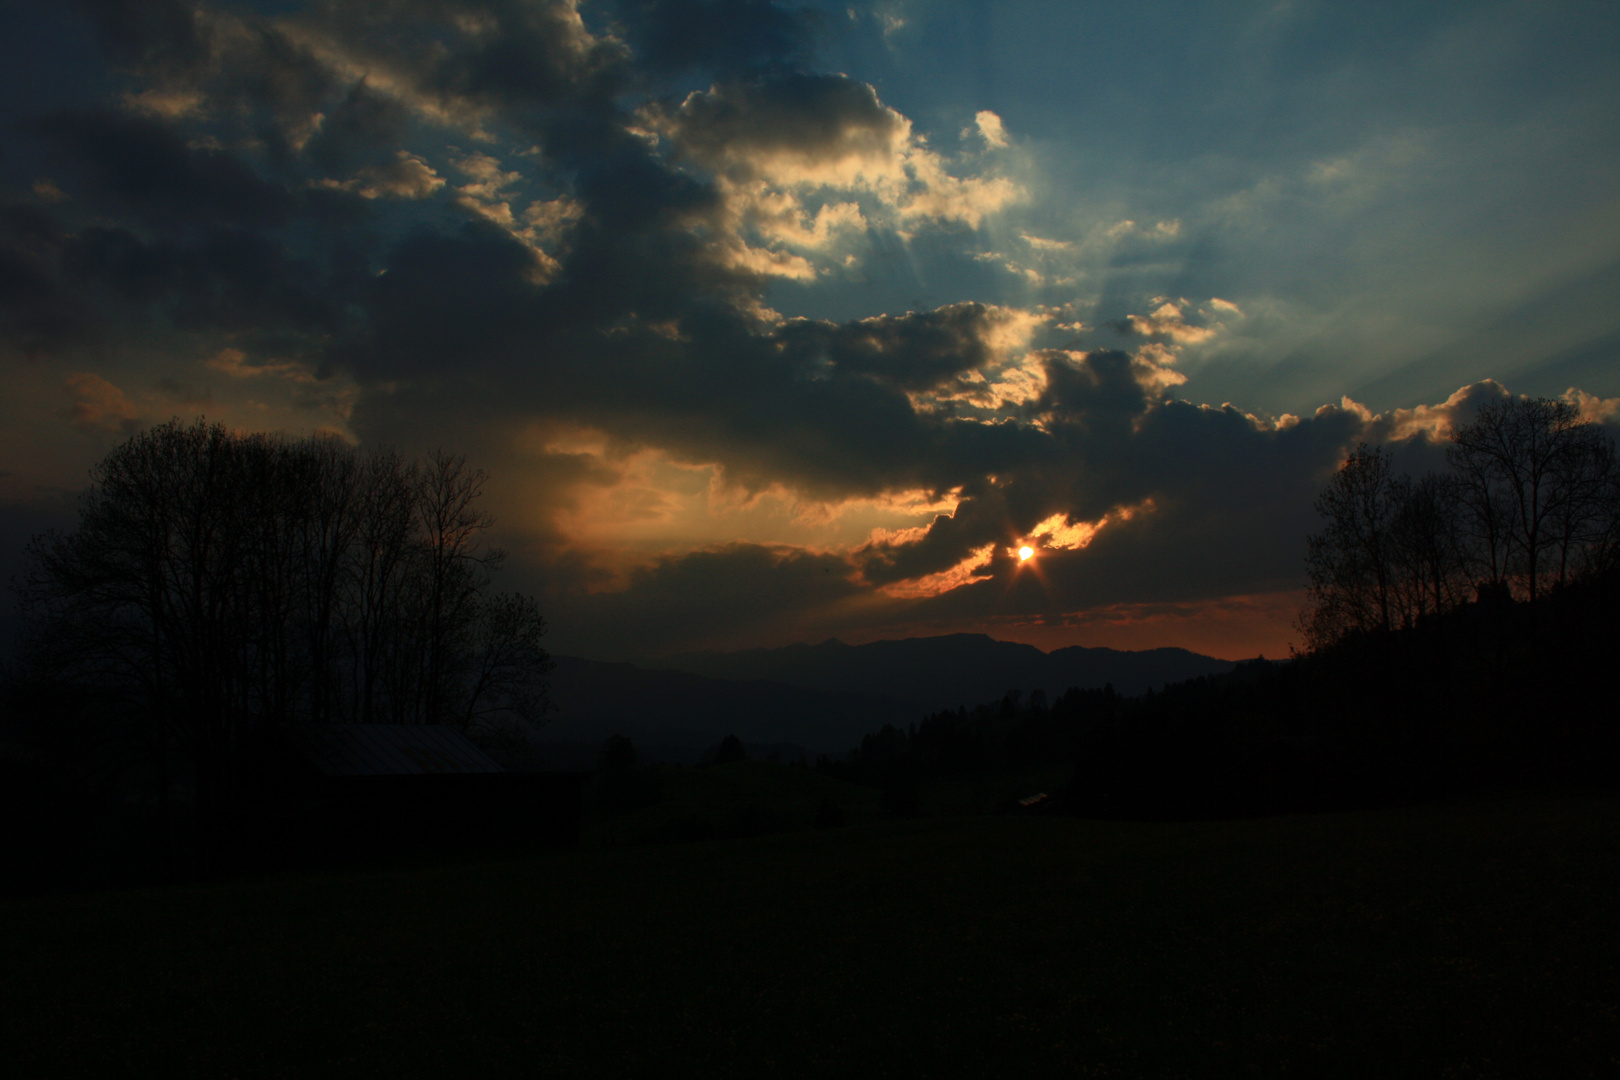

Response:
(3, 793), (1617, 1077)
(582, 760), (1073, 845)
(584, 761), (883, 845)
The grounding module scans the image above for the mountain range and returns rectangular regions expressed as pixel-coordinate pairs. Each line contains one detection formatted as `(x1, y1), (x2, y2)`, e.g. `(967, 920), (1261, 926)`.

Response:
(532, 634), (1237, 766)
(648, 634), (1235, 713)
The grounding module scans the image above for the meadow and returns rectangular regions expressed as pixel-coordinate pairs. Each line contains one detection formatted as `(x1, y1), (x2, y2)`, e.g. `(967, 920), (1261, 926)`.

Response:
(582, 759), (1075, 845)
(3, 790), (1616, 1077)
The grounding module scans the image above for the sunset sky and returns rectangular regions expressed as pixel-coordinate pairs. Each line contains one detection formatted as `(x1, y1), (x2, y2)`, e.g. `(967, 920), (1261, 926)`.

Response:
(3, 0), (1619, 661)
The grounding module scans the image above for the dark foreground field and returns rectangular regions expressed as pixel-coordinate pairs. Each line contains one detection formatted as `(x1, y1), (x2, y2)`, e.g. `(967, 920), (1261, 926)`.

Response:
(4, 794), (1617, 1077)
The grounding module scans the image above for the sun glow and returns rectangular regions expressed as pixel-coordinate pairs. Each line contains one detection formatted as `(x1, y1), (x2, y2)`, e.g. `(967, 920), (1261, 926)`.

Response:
(1018, 545), (1034, 561)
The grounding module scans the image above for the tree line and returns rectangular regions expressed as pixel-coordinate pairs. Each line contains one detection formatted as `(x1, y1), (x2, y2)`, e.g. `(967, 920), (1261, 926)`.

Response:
(1300, 394), (1620, 649)
(11, 419), (552, 841)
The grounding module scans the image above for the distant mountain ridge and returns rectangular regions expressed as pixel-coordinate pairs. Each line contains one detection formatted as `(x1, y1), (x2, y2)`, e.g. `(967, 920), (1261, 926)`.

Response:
(534, 635), (1239, 766)
(538, 655), (915, 761)
(644, 633), (1237, 715)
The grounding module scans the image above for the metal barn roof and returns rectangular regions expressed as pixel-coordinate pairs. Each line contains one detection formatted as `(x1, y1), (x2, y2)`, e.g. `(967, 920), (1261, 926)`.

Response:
(281, 724), (505, 777)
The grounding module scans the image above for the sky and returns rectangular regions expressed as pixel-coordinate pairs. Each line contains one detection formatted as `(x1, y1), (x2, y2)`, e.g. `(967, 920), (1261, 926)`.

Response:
(2, 0), (1619, 662)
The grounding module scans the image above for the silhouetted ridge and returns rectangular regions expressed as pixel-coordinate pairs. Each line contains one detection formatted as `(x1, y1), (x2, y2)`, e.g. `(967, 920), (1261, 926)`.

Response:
(650, 633), (1234, 712)
(541, 655), (914, 759)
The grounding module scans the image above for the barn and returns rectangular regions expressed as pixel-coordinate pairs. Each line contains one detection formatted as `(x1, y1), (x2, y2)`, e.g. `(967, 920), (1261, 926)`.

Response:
(238, 723), (582, 869)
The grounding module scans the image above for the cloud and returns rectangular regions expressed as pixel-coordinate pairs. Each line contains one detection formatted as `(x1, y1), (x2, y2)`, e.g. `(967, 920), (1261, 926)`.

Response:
(549, 540), (868, 657)
(76, 0), (212, 76)
(1357, 379), (1620, 447)
(1019, 232), (1072, 253)
(63, 372), (140, 433)
(0, 202), (92, 355)
(1124, 300), (1219, 344)
(26, 109), (294, 231)
(61, 221), (349, 340)
(651, 74), (909, 186)
(1564, 387), (1620, 425)
(541, 371), (1495, 658)
(615, 0), (819, 77)
(318, 151), (446, 200)
(841, 353), (1383, 614)
(205, 346), (318, 384)
(1027, 499), (1154, 553)
(776, 302), (1033, 392)
(970, 110), (1008, 149)
(878, 542), (994, 600)
(649, 72), (1023, 246)
(1305, 130), (1431, 208)
(8, 1), (1620, 664)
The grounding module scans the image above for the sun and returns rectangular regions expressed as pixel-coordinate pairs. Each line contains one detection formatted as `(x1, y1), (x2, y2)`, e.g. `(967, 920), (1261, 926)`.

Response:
(1018, 545), (1034, 562)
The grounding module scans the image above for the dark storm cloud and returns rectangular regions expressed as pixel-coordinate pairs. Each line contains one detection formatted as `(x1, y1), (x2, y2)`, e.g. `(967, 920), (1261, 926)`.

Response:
(70, 0), (628, 166)
(1038, 348), (1152, 434)
(27, 109), (294, 231)
(0, 202), (93, 354)
(304, 80), (415, 174)
(852, 349), (1157, 587)
(554, 541), (865, 657)
(70, 1), (348, 164)
(0, 180), (364, 357)
(15, 0), (1609, 663)
(615, 0), (817, 78)
(291, 0), (627, 122)
(361, 223), (556, 374)
(67, 224), (350, 336)
(21, 4), (1004, 509)
(550, 144), (736, 311)
(333, 85), (1043, 495)
(404, 0), (626, 109)
(352, 277), (1052, 500)
(652, 71), (904, 176)
(71, 0), (212, 74)
(775, 304), (1001, 392)
(538, 383), (1378, 656)
(854, 353), (1374, 591)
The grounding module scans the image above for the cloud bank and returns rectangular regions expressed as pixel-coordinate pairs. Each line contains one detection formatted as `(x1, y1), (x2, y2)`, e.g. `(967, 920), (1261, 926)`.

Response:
(2, 1), (1617, 660)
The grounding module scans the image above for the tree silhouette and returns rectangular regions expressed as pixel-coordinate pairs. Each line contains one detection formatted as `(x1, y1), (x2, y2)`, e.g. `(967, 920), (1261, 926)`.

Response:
(713, 734), (747, 764)
(599, 734), (638, 774)
(1388, 471), (1470, 623)
(14, 419), (553, 840)
(1447, 396), (1616, 602)
(1300, 444), (1406, 648)
(1302, 397), (1619, 649)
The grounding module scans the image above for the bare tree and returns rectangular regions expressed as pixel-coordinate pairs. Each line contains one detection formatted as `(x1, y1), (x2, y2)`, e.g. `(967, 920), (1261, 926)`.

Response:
(413, 451), (501, 727)
(294, 438), (363, 726)
(1301, 397), (1620, 652)
(1389, 472), (1470, 626)
(1300, 444), (1405, 649)
(15, 419), (553, 846)
(345, 448), (419, 725)
(1581, 461), (1620, 577)
(457, 591), (554, 736)
(1447, 396), (1615, 602)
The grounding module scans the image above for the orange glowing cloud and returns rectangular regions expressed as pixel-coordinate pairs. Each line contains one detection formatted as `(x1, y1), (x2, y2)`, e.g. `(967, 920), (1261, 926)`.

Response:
(63, 372), (140, 433)
(879, 542), (995, 599)
(1025, 499), (1156, 554)
(520, 423), (976, 588)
